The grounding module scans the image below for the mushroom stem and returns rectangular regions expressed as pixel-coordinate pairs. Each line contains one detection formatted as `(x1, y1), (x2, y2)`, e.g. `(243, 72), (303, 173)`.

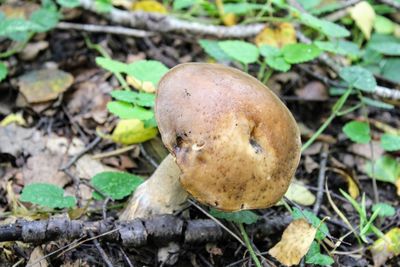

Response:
(120, 154), (188, 220)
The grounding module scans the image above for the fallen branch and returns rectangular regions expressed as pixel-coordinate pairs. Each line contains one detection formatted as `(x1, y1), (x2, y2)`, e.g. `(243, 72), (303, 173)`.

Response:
(78, 0), (264, 38)
(56, 22), (154, 37)
(0, 214), (290, 246)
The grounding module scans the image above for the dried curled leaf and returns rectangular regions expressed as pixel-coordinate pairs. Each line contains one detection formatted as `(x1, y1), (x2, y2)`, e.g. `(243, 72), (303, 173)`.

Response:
(255, 22), (297, 48)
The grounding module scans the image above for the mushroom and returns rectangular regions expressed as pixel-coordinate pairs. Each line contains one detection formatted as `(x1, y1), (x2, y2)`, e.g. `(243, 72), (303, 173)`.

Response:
(120, 63), (301, 220)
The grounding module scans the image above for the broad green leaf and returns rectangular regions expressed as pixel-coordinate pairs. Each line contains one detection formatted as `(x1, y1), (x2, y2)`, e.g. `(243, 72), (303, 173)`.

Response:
(0, 62), (7, 82)
(381, 134), (400, 151)
(361, 97), (394, 110)
(260, 45), (291, 71)
(374, 15), (395, 34)
(173, 0), (195, 10)
(342, 121), (371, 144)
(107, 101), (154, 120)
(305, 241), (335, 266)
(223, 3), (270, 14)
(210, 208), (260, 225)
(110, 119), (157, 145)
(381, 59), (400, 83)
(282, 43), (321, 64)
(126, 60), (169, 87)
(110, 90), (155, 107)
(259, 45), (281, 58)
(372, 203), (396, 218)
(218, 40), (259, 65)
(365, 156), (400, 184)
(91, 172), (143, 200)
(20, 183), (76, 208)
(369, 42), (400, 56)
(0, 18), (40, 40)
(56, 0), (80, 8)
(314, 40), (361, 57)
(339, 66), (376, 92)
(297, 0), (321, 10)
(292, 207), (329, 240)
(95, 0), (113, 13)
(300, 13), (350, 38)
(29, 8), (60, 32)
(96, 57), (128, 74)
(198, 39), (231, 62)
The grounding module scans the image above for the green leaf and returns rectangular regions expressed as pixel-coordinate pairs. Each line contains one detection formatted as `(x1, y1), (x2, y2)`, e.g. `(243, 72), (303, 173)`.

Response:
(96, 57), (128, 74)
(218, 40), (259, 65)
(209, 209), (260, 225)
(56, 0), (80, 8)
(342, 121), (371, 144)
(223, 3), (270, 15)
(20, 183), (76, 208)
(297, 0), (321, 10)
(374, 15), (395, 34)
(339, 66), (376, 92)
(126, 60), (169, 87)
(173, 0), (195, 10)
(369, 42), (400, 55)
(259, 45), (291, 72)
(314, 40), (361, 57)
(91, 172), (143, 200)
(381, 58), (400, 83)
(292, 208), (329, 240)
(29, 8), (60, 32)
(361, 97), (394, 110)
(305, 241), (335, 266)
(364, 155), (400, 184)
(198, 39), (231, 62)
(110, 90), (155, 107)
(282, 43), (321, 64)
(381, 134), (400, 151)
(0, 62), (8, 82)
(372, 202), (396, 218)
(95, 0), (112, 13)
(300, 13), (350, 38)
(0, 19), (39, 40)
(107, 101), (154, 120)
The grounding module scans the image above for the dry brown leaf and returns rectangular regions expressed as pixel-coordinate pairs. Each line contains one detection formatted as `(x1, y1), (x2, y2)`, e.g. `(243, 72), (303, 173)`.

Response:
(329, 167), (360, 199)
(18, 69), (74, 104)
(0, 3), (39, 19)
(295, 81), (328, 101)
(19, 41), (49, 61)
(284, 180), (316, 206)
(371, 227), (400, 267)
(255, 22), (297, 48)
(27, 246), (48, 267)
(269, 219), (317, 266)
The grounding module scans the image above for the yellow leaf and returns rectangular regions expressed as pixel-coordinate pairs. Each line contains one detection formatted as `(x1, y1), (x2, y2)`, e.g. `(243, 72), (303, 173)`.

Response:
(329, 167), (360, 199)
(396, 179), (400, 196)
(371, 227), (400, 267)
(215, 0), (237, 26)
(284, 179), (316, 206)
(126, 76), (156, 93)
(255, 23), (297, 48)
(269, 219), (317, 266)
(111, 119), (157, 145)
(348, 1), (375, 39)
(132, 0), (167, 14)
(0, 113), (26, 126)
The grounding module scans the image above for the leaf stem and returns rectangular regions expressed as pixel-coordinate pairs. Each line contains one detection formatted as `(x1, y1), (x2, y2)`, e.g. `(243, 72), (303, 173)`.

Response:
(238, 223), (262, 267)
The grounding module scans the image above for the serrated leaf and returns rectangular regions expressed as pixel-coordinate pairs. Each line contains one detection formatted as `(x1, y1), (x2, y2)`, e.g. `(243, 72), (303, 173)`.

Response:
(343, 121), (371, 144)
(0, 18), (40, 40)
(372, 203), (396, 217)
(198, 39), (231, 62)
(126, 60), (169, 88)
(110, 90), (155, 107)
(209, 208), (260, 225)
(374, 15), (395, 34)
(314, 40), (361, 57)
(218, 40), (259, 65)
(364, 156), (400, 185)
(300, 13), (350, 38)
(339, 66), (376, 92)
(96, 57), (128, 74)
(292, 207), (329, 240)
(20, 183), (76, 208)
(29, 8), (60, 32)
(91, 171), (143, 200)
(305, 241), (335, 266)
(107, 101), (154, 120)
(110, 119), (157, 145)
(361, 97), (394, 110)
(56, 0), (80, 8)
(282, 43), (321, 64)
(381, 59), (400, 83)
(0, 62), (7, 82)
(381, 134), (400, 151)
(259, 45), (291, 72)
(348, 1), (375, 39)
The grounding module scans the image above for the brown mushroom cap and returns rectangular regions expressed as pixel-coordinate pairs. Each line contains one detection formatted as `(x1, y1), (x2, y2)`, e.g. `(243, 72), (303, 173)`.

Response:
(155, 63), (301, 211)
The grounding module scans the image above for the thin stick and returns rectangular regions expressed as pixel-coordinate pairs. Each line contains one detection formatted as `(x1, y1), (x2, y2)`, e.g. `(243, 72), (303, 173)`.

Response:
(92, 145), (136, 159)
(313, 144), (329, 214)
(60, 136), (102, 170)
(89, 231), (114, 267)
(57, 22), (154, 37)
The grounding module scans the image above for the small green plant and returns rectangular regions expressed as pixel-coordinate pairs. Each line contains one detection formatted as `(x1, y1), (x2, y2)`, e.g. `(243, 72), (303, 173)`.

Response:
(91, 172), (143, 200)
(20, 183), (76, 209)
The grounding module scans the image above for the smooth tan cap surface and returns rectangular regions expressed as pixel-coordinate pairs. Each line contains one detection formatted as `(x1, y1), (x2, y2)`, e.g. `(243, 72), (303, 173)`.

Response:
(156, 63), (301, 211)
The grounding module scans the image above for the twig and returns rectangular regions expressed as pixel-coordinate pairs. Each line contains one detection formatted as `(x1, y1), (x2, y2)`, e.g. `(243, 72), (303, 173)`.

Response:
(313, 144), (329, 215)
(78, 0), (264, 38)
(60, 136), (102, 170)
(103, 197), (111, 220)
(139, 143), (159, 168)
(57, 22), (154, 37)
(92, 145), (137, 159)
(323, 0), (362, 21)
(377, 0), (400, 9)
(89, 231), (114, 267)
